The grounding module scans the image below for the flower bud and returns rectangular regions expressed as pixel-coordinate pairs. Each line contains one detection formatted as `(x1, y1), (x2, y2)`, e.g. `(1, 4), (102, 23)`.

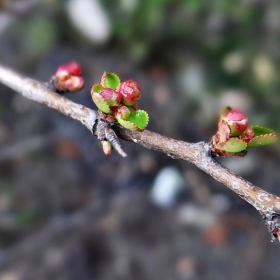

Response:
(241, 126), (255, 143)
(222, 109), (248, 136)
(56, 62), (82, 77)
(100, 88), (122, 106)
(64, 76), (84, 92)
(111, 105), (130, 120)
(53, 62), (84, 93)
(101, 140), (112, 155)
(118, 79), (141, 106)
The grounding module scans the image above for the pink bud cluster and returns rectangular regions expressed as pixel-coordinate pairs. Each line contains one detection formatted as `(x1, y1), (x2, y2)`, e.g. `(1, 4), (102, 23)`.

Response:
(212, 108), (255, 156)
(91, 71), (149, 144)
(91, 73), (145, 155)
(100, 78), (141, 108)
(54, 62), (84, 93)
(91, 73), (141, 121)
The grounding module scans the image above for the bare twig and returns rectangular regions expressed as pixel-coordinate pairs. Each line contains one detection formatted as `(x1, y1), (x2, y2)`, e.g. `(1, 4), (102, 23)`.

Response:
(0, 62), (280, 241)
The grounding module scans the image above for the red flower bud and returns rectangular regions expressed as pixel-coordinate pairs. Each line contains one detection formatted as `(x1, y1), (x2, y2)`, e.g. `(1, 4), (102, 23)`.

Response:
(64, 76), (84, 92)
(222, 109), (248, 136)
(118, 79), (141, 106)
(56, 62), (82, 77)
(100, 88), (122, 106)
(53, 62), (84, 93)
(111, 105), (130, 120)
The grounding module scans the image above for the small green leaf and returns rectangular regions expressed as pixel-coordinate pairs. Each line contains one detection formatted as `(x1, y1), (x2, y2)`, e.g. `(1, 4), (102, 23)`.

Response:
(101, 72), (120, 89)
(247, 134), (278, 148)
(251, 125), (275, 137)
(117, 109), (149, 131)
(92, 83), (102, 93)
(91, 91), (111, 114)
(221, 138), (247, 153)
(126, 110), (149, 130)
(117, 118), (140, 131)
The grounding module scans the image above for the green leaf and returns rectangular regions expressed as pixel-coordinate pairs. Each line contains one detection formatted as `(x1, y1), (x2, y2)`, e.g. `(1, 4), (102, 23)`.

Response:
(221, 138), (247, 153)
(117, 118), (140, 131)
(126, 110), (149, 130)
(91, 91), (111, 114)
(117, 109), (149, 131)
(92, 83), (102, 93)
(101, 72), (120, 89)
(247, 134), (278, 148)
(251, 125), (275, 137)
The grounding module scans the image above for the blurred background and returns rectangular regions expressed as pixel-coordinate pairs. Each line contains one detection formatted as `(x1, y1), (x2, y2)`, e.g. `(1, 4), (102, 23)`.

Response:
(0, 0), (280, 279)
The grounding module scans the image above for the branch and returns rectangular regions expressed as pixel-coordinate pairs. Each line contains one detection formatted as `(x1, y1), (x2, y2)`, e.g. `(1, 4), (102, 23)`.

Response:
(0, 62), (280, 241)
(0, 63), (97, 130)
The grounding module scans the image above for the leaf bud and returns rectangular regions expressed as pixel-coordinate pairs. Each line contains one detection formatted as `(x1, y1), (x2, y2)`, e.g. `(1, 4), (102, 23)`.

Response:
(101, 140), (112, 155)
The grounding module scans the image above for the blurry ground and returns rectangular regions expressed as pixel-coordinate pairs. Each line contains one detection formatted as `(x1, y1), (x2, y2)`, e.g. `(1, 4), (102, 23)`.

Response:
(0, 0), (280, 279)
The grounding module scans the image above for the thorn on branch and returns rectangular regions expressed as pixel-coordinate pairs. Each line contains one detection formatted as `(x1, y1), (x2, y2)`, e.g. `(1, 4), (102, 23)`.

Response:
(94, 119), (127, 157)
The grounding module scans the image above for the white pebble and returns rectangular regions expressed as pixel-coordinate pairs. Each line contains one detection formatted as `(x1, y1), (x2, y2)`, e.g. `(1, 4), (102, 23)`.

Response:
(67, 0), (111, 44)
(150, 166), (184, 207)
